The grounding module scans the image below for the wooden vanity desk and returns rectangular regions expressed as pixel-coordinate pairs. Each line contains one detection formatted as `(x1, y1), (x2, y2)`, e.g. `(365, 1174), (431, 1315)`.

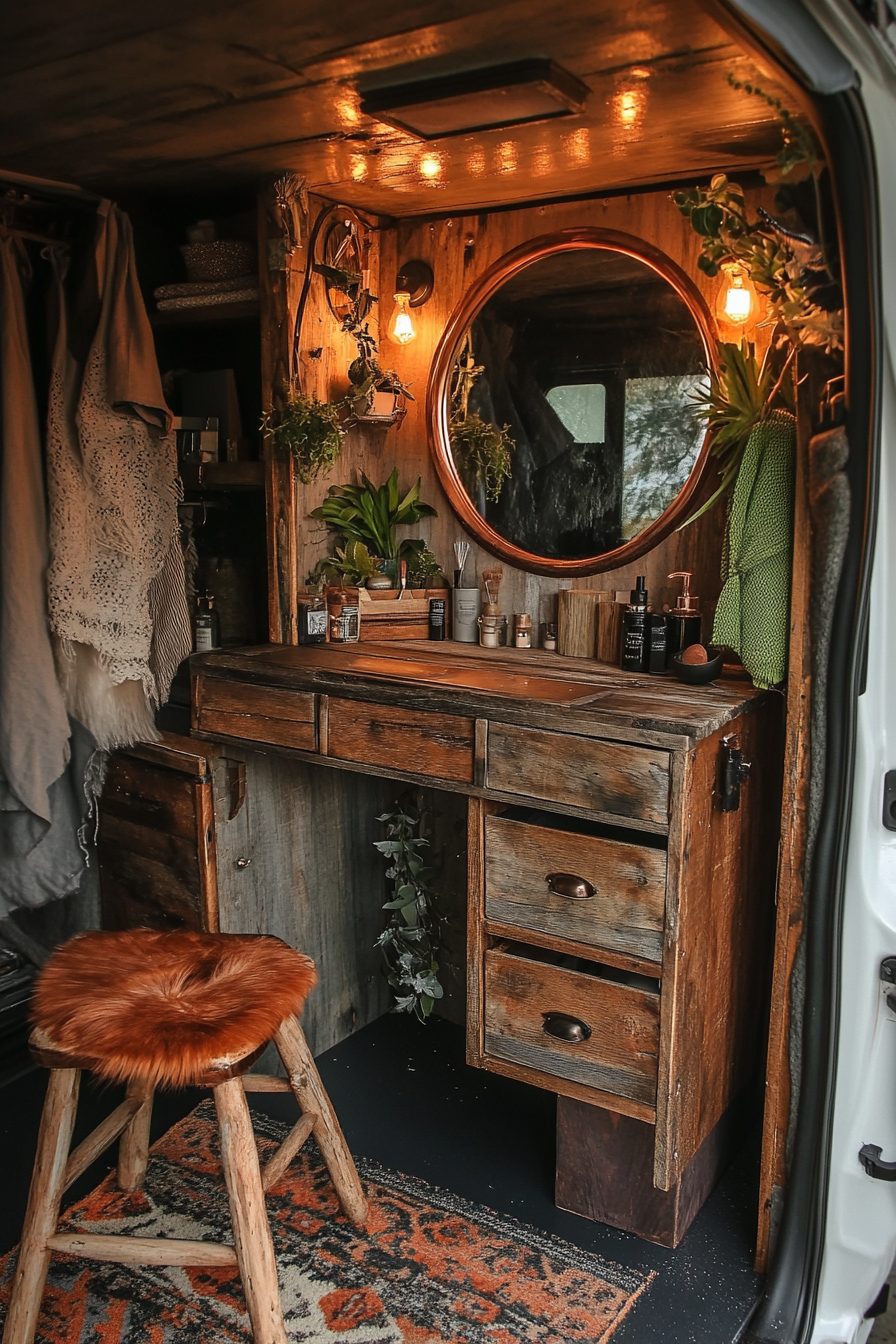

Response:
(191, 640), (781, 1246)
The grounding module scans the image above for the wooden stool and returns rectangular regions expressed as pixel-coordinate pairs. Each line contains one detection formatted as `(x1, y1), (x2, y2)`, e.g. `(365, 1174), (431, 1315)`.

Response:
(2, 930), (367, 1344)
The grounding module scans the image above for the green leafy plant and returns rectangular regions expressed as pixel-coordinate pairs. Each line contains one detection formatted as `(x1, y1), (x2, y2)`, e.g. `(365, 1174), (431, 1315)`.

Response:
(405, 545), (445, 590)
(449, 412), (515, 503)
(311, 468), (437, 560)
(261, 391), (345, 484)
(307, 539), (380, 588)
(374, 808), (446, 1020)
(682, 341), (794, 526)
(671, 83), (843, 355)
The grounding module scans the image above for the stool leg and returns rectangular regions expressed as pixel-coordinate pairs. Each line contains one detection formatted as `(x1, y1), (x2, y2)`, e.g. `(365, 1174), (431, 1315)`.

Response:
(273, 1015), (368, 1227)
(118, 1080), (153, 1191)
(214, 1078), (287, 1344)
(3, 1068), (80, 1344)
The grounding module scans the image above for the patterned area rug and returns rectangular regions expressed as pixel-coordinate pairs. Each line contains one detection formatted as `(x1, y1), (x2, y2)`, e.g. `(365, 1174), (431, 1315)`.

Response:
(0, 1100), (653, 1342)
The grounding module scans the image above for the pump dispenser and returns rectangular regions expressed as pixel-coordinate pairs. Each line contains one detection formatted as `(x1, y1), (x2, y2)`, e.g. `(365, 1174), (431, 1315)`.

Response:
(667, 571), (702, 661)
(620, 575), (650, 671)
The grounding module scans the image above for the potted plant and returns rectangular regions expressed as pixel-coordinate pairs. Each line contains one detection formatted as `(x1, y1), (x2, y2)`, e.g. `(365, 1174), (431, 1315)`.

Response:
(261, 390), (345, 485)
(311, 469), (438, 579)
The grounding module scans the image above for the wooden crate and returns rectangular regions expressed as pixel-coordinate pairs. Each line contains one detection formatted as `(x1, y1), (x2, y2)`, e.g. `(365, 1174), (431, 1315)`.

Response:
(358, 587), (449, 641)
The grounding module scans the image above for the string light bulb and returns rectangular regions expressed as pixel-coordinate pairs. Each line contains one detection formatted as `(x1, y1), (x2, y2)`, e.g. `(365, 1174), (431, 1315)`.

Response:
(717, 261), (758, 328)
(387, 291), (416, 345)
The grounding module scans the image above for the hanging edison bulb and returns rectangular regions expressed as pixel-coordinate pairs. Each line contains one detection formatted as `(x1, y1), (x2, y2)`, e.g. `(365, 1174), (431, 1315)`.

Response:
(387, 291), (416, 345)
(716, 261), (759, 329)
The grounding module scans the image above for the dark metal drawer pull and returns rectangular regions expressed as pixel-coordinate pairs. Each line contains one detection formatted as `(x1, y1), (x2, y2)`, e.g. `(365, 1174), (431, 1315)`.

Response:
(542, 1012), (592, 1043)
(545, 872), (595, 901)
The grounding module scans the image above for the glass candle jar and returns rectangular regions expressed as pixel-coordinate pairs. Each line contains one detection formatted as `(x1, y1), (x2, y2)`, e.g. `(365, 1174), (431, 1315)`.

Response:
(326, 583), (360, 643)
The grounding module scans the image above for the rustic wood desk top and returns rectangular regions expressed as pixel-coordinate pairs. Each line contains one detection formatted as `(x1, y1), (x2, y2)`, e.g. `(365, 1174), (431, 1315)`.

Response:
(192, 641), (768, 749)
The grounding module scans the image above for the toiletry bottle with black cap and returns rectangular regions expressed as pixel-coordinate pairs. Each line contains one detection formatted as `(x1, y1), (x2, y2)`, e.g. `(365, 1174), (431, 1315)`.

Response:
(620, 576), (650, 671)
(667, 571), (702, 663)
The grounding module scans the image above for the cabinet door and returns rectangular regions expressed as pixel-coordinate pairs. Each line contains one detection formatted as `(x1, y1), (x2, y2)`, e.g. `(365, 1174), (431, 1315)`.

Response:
(97, 732), (224, 932)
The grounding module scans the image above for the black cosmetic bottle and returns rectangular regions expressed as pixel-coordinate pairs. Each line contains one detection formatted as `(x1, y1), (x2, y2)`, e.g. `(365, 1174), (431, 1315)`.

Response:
(620, 576), (650, 672)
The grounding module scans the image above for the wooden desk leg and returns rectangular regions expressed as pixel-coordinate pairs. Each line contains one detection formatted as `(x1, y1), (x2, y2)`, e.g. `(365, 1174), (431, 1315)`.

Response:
(118, 1080), (153, 1191)
(273, 1015), (368, 1227)
(214, 1078), (287, 1344)
(3, 1069), (80, 1344)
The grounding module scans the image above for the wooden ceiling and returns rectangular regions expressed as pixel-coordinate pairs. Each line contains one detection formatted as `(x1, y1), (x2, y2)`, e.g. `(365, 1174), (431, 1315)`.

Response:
(0, 0), (797, 215)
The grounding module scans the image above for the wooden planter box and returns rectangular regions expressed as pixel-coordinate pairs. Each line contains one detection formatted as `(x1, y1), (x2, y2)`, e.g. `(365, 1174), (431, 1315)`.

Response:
(358, 586), (449, 641)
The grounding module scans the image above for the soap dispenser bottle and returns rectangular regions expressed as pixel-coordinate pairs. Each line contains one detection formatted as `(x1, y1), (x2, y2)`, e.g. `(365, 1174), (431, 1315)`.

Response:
(620, 575), (650, 672)
(667, 571), (702, 661)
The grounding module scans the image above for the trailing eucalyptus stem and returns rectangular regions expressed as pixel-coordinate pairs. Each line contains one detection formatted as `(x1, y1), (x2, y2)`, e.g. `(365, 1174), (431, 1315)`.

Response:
(374, 807), (446, 1021)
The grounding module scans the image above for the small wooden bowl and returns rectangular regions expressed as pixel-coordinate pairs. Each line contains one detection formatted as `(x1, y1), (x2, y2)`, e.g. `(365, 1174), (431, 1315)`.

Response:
(671, 645), (724, 685)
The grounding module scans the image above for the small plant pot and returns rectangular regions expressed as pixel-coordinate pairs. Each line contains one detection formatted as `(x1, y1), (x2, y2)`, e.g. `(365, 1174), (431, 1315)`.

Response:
(671, 646), (724, 685)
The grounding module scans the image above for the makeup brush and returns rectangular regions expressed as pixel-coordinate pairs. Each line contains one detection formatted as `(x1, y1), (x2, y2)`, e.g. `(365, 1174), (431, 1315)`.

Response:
(453, 539), (470, 588)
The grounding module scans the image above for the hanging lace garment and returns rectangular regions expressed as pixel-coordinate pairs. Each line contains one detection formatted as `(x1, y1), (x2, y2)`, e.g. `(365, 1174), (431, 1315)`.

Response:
(46, 202), (191, 750)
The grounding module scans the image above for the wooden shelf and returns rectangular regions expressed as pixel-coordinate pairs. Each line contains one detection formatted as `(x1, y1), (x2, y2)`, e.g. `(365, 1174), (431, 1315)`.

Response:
(180, 461), (265, 491)
(150, 299), (260, 328)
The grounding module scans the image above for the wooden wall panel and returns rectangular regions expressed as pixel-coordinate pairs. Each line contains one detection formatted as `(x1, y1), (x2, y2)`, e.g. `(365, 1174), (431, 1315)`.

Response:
(267, 182), (774, 643)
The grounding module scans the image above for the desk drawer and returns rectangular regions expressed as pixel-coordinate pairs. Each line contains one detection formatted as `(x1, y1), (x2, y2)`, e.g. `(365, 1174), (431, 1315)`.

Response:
(327, 698), (475, 782)
(485, 816), (666, 967)
(193, 679), (316, 751)
(487, 723), (670, 826)
(484, 948), (659, 1107)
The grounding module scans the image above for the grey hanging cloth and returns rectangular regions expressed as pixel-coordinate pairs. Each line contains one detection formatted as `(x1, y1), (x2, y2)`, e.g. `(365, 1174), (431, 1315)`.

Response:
(0, 232), (100, 917)
(0, 234), (72, 840)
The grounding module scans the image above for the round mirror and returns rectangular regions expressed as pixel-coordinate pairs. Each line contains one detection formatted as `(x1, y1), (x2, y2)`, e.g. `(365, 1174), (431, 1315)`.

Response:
(427, 228), (717, 576)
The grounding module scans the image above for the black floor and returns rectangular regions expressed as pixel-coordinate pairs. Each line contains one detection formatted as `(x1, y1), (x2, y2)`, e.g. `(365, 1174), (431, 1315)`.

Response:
(1, 1013), (762, 1343)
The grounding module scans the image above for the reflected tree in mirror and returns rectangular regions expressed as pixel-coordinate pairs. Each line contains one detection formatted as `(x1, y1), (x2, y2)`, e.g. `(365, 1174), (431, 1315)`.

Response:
(443, 246), (709, 562)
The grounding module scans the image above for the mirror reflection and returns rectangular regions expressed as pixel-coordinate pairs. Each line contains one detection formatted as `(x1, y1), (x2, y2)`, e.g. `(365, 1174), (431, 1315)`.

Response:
(447, 247), (709, 561)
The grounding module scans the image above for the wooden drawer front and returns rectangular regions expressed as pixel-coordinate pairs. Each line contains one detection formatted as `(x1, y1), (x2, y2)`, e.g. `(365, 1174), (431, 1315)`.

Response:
(194, 678), (316, 751)
(487, 723), (670, 826)
(485, 817), (666, 966)
(484, 950), (659, 1106)
(327, 698), (475, 782)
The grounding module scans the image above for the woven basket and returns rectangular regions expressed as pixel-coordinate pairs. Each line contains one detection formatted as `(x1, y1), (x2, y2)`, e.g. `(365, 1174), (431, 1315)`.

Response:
(180, 240), (257, 282)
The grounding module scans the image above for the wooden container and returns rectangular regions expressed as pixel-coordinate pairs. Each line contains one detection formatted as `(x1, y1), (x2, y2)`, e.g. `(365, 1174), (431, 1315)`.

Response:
(357, 587), (449, 641)
(557, 589), (623, 663)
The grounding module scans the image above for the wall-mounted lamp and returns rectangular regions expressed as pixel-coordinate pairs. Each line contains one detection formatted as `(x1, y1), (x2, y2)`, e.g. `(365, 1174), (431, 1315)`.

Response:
(716, 260), (759, 329)
(386, 259), (433, 345)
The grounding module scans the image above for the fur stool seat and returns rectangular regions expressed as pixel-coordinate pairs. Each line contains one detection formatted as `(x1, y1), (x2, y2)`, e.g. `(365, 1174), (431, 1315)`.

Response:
(32, 929), (319, 1088)
(4, 929), (367, 1344)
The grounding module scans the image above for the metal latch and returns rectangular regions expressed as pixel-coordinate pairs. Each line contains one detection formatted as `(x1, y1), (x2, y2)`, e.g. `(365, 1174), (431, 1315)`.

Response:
(856, 959), (896, 1179)
(719, 736), (751, 812)
(883, 770), (896, 831)
(859, 1144), (896, 1181)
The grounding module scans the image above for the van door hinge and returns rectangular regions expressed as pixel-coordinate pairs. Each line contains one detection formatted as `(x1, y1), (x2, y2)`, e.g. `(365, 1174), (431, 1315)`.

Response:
(719, 736), (751, 812)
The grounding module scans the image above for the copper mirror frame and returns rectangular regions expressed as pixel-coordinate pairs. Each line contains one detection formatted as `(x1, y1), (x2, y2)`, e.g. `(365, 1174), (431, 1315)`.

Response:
(426, 227), (719, 577)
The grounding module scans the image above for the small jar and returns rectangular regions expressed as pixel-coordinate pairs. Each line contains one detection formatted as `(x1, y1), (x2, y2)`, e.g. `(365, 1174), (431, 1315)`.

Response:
(326, 583), (360, 643)
(478, 614), (500, 648)
(541, 621), (557, 651)
(298, 593), (327, 644)
(514, 613), (532, 649)
(428, 597), (447, 641)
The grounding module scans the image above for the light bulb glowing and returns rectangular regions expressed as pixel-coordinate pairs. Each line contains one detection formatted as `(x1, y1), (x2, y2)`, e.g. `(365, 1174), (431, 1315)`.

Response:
(717, 262), (756, 327)
(388, 292), (416, 345)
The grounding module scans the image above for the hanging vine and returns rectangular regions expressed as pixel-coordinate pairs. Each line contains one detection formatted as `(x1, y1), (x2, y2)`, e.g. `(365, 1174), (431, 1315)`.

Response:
(373, 806), (447, 1021)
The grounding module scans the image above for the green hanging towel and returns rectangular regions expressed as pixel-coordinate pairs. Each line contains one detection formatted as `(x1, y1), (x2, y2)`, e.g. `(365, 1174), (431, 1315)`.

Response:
(712, 408), (796, 689)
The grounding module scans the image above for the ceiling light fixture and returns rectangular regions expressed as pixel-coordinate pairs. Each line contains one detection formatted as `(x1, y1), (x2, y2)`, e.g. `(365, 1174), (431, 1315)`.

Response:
(360, 59), (589, 141)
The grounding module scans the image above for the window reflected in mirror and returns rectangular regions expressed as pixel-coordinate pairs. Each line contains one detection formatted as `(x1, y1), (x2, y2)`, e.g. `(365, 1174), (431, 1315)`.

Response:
(444, 245), (710, 563)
